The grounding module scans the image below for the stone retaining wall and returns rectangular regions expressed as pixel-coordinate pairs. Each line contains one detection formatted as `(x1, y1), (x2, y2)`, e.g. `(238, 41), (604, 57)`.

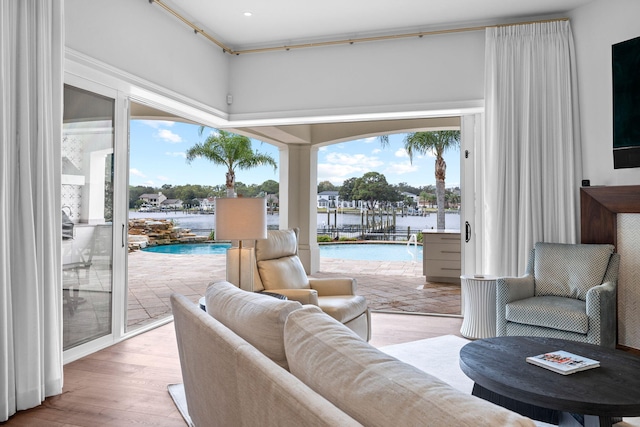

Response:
(128, 218), (207, 251)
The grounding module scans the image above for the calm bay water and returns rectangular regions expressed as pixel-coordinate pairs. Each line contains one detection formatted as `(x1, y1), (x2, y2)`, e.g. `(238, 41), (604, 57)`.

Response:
(129, 210), (461, 236)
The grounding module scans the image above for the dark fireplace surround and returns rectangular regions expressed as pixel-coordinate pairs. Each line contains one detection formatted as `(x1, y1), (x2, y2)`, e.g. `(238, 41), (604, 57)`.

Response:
(581, 185), (640, 352)
(580, 185), (640, 247)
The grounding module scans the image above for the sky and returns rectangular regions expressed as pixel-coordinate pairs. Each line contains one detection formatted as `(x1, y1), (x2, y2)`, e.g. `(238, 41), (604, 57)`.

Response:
(129, 120), (461, 190)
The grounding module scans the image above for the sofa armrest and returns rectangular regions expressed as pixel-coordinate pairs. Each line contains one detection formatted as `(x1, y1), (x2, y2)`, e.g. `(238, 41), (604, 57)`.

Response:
(495, 274), (535, 336)
(266, 288), (319, 305)
(309, 278), (356, 296)
(586, 281), (617, 348)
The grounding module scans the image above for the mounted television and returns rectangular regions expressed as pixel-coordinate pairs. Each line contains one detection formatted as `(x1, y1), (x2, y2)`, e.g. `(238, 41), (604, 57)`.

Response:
(612, 35), (640, 169)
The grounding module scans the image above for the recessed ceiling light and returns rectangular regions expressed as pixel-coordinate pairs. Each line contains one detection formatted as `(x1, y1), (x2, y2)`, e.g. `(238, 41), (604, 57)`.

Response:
(243, 12), (252, 17)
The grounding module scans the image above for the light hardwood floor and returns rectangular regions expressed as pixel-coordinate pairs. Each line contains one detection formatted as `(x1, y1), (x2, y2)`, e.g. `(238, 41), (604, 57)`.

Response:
(3, 312), (463, 426)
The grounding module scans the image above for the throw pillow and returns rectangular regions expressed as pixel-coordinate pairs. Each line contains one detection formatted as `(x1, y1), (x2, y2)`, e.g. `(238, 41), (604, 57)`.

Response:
(534, 243), (614, 300)
(206, 281), (303, 370)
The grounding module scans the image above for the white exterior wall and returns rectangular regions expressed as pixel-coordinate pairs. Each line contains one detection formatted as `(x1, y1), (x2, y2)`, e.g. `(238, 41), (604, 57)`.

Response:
(570, 0), (640, 186)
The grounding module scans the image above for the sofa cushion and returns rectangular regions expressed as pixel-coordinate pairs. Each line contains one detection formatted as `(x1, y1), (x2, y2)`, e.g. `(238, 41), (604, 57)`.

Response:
(205, 281), (303, 370)
(258, 256), (310, 291)
(284, 307), (535, 427)
(534, 242), (614, 300)
(506, 296), (589, 334)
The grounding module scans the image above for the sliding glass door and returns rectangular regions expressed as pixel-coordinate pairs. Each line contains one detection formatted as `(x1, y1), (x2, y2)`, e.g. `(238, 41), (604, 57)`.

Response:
(62, 84), (115, 350)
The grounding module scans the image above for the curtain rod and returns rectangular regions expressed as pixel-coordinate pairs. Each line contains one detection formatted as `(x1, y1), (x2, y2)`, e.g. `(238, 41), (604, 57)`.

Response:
(149, 1), (569, 56)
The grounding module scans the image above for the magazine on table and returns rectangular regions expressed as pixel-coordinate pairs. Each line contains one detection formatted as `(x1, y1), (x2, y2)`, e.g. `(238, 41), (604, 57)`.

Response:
(526, 350), (600, 375)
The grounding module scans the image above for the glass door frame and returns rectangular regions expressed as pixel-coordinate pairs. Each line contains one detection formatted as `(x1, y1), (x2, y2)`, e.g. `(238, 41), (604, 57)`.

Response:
(62, 73), (129, 363)
(62, 61), (223, 363)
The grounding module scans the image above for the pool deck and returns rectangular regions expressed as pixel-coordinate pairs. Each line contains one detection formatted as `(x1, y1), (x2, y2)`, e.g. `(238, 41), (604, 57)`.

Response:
(126, 250), (461, 330)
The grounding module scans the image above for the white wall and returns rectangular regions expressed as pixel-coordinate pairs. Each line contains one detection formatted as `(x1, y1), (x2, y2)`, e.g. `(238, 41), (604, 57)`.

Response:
(65, 0), (640, 186)
(227, 31), (485, 120)
(570, 0), (640, 186)
(65, 0), (230, 113)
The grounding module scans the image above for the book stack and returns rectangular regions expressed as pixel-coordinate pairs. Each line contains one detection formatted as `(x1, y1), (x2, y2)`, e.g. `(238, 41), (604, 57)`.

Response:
(526, 350), (600, 375)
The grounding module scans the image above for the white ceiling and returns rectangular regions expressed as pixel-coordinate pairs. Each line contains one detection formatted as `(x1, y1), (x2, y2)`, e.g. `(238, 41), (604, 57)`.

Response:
(161, 0), (595, 51)
(149, 0), (596, 145)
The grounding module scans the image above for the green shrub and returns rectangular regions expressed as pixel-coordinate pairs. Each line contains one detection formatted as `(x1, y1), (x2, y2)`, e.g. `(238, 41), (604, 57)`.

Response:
(208, 230), (215, 241)
(417, 231), (423, 243)
(317, 235), (332, 242)
(338, 236), (357, 241)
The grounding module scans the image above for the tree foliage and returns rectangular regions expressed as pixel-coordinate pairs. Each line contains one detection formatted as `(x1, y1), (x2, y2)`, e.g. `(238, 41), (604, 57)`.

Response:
(338, 177), (358, 202)
(351, 172), (401, 209)
(186, 129), (277, 196)
(317, 180), (337, 193)
(380, 131), (460, 229)
(260, 179), (279, 195)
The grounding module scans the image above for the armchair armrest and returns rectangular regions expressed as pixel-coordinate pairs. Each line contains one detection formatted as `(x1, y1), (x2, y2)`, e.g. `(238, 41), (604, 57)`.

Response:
(496, 275), (535, 304)
(309, 278), (357, 296)
(586, 281), (617, 348)
(495, 274), (535, 336)
(266, 288), (319, 306)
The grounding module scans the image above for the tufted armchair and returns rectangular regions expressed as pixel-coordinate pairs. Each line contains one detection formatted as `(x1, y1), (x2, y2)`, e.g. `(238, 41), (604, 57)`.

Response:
(251, 228), (371, 341)
(496, 242), (619, 348)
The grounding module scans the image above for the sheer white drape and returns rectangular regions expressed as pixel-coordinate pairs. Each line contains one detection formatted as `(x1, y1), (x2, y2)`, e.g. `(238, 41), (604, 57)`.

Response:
(0, 1), (64, 421)
(483, 21), (582, 277)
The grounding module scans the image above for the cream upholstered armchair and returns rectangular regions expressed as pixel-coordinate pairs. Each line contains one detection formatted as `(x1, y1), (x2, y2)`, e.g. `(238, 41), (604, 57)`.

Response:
(251, 228), (371, 341)
(496, 242), (619, 348)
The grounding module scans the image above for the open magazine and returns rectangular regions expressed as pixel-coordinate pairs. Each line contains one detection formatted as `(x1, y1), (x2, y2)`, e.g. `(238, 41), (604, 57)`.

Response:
(526, 350), (600, 375)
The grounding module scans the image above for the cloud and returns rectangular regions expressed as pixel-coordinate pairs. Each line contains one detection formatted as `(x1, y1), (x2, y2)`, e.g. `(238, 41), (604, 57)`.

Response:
(157, 175), (170, 182)
(156, 129), (183, 143)
(139, 120), (175, 128)
(325, 152), (383, 168)
(372, 148), (381, 154)
(385, 161), (419, 175)
(142, 180), (155, 186)
(130, 168), (146, 178)
(395, 148), (409, 158)
(165, 151), (186, 158)
(362, 137), (377, 144)
(317, 152), (384, 183)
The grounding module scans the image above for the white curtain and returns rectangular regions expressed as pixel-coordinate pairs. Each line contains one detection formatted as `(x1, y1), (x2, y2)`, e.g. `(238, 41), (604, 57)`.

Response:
(1, 1), (64, 421)
(482, 21), (582, 277)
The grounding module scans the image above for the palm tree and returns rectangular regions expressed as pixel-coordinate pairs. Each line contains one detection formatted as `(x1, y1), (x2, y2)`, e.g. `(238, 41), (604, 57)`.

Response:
(186, 129), (277, 197)
(380, 131), (460, 230)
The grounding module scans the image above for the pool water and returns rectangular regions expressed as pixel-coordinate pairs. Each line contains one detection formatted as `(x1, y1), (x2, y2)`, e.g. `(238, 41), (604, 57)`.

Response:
(142, 242), (422, 262)
(143, 243), (231, 255)
(320, 243), (422, 262)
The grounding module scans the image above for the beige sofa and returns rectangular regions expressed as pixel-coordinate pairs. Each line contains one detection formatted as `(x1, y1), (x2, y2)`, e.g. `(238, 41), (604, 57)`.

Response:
(171, 281), (535, 427)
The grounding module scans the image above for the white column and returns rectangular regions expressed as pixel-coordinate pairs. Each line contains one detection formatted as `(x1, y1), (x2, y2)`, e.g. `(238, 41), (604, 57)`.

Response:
(279, 144), (320, 274)
(81, 147), (113, 225)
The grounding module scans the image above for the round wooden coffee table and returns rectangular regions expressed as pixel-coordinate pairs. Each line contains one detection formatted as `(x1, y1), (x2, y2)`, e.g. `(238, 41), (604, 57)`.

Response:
(459, 336), (640, 427)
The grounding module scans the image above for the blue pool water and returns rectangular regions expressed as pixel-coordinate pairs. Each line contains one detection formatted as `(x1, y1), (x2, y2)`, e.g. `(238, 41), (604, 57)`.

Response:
(320, 243), (422, 262)
(143, 243), (231, 255)
(142, 242), (422, 261)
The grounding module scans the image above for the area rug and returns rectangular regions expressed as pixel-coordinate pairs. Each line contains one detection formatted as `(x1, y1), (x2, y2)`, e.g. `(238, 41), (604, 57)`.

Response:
(379, 334), (474, 394)
(168, 383), (193, 427)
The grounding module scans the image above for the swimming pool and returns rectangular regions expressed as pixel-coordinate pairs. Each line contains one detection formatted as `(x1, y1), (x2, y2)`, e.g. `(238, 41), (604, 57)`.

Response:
(142, 242), (422, 261)
(142, 243), (231, 255)
(320, 243), (422, 262)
